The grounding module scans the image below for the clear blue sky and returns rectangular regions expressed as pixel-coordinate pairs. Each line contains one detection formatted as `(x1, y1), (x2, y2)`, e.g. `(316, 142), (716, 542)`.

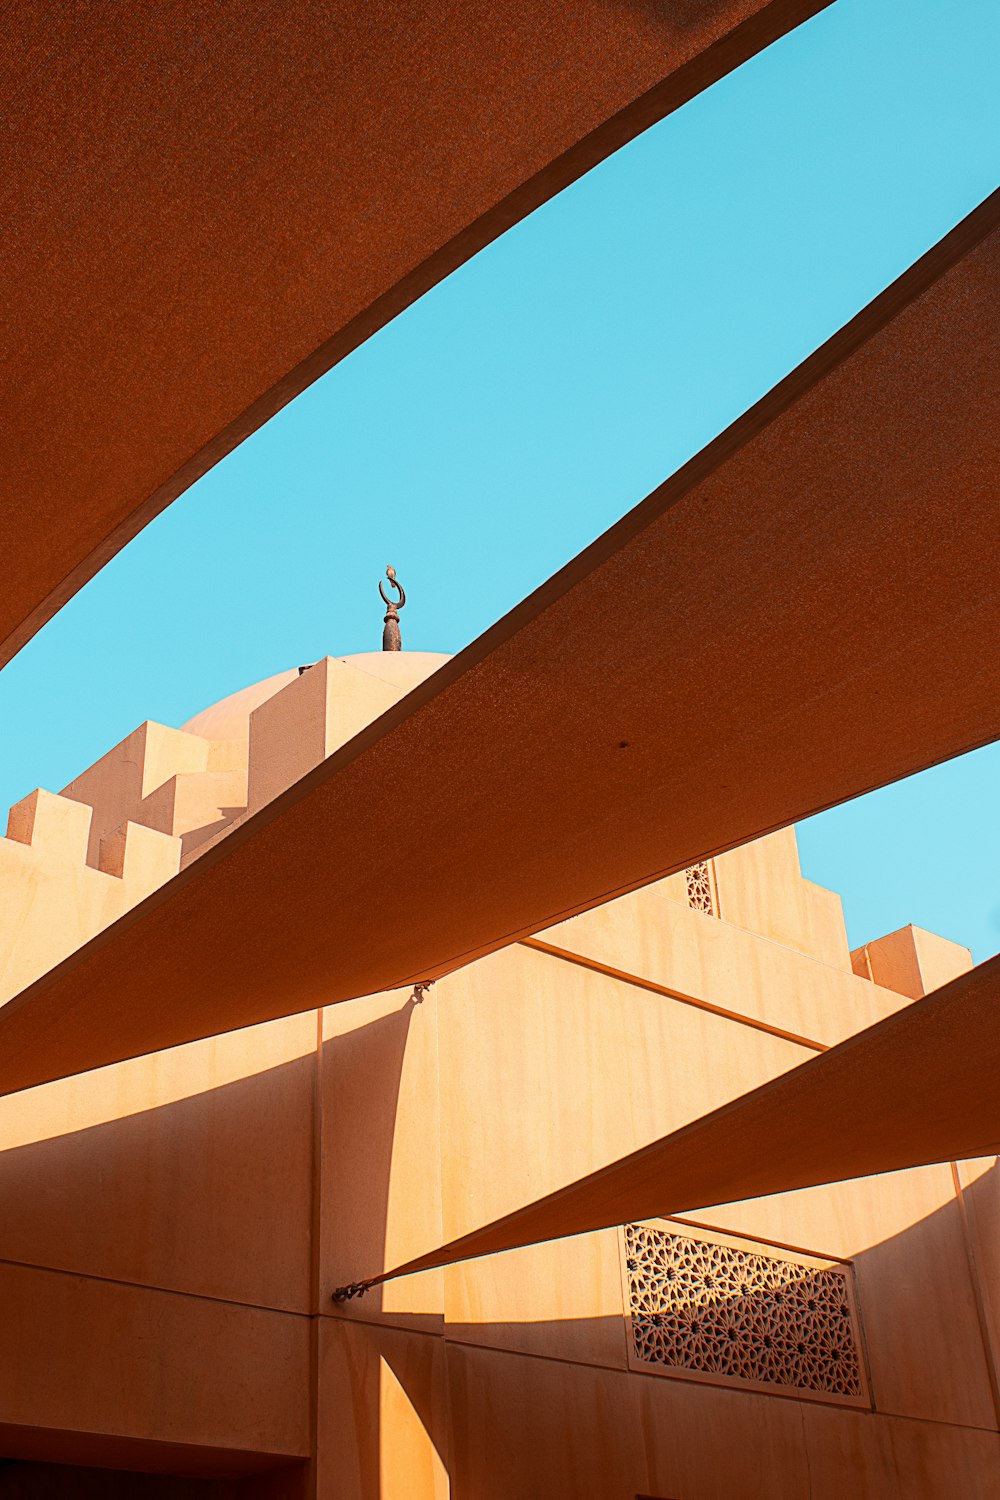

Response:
(2, 0), (997, 960)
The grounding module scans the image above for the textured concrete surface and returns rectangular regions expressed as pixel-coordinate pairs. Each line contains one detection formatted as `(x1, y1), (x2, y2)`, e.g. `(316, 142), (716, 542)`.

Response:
(1, 671), (998, 1492)
(0, 0), (827, 668)
(0, 194), (996, 1096)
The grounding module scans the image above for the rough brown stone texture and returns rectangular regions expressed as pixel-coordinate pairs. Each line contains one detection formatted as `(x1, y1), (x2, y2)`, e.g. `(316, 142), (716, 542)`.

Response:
(0, 0), (828, 667)
(0, 189), (996, 1097)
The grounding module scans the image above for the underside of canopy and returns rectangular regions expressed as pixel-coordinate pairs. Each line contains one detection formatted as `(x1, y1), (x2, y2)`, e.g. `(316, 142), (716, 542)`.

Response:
(0, 190), (996, 1098)
(0, 0), (828, 669)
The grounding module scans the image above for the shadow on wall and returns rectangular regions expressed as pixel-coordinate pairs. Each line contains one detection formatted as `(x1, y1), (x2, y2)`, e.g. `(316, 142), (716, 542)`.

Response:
(318, 1000), (419, 1308)
(1, 991), (999, 1497)
(0, 1460), (308, 1499)
(328, 1162), (1000, 1499)
(0, 996), (420, 1497)
(0, 1055), (317, 1311)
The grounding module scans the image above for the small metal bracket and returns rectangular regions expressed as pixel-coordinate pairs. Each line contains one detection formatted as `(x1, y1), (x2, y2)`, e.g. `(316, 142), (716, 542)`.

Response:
(331, 1279), (375, 1304)
(410, 979), (436, 1005)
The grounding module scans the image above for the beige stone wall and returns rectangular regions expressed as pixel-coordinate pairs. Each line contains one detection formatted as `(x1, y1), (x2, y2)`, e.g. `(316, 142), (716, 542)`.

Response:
(852, 923), (973, 999)
(0, 881), (994, 1494)
(0, 656), (993, 1495)
(714, 825), (854, 973)
(319, 924), (999, 1499)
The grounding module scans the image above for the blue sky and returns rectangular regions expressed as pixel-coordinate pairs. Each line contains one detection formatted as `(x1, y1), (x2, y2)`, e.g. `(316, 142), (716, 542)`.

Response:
(2, 0), (997, 960)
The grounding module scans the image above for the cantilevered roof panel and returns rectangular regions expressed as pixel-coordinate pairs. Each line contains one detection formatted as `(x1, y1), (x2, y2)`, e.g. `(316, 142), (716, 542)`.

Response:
(0, 190), (997, 1097)
(0, 0), (828, 668)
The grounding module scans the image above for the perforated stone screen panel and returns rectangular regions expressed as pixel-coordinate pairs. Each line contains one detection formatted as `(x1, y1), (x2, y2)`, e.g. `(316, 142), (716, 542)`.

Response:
(620, 1221), (870, 1407)
(684, 862), (716, 915)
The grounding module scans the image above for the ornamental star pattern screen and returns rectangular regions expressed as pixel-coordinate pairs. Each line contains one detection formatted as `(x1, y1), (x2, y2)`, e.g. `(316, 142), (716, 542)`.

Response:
(684, 862), (715, 915)
(624, 1224), (863, 1399)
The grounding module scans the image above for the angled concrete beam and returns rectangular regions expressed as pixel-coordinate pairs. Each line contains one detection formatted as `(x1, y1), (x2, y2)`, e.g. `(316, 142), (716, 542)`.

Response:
(0, 189), (997, 1097)
(0, 0), (828, 667)
(366, 951), (1000, 1286)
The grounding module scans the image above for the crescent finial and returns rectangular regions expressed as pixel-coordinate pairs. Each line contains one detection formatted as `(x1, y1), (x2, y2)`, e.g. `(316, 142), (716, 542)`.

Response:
(379, 566), (406, 650)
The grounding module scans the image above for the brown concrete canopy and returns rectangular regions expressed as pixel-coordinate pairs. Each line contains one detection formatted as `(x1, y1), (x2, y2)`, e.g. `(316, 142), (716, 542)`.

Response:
(0, 0), (830, 670)
(0, 188), (998, 1098)
(372, 951), (1000, 1286)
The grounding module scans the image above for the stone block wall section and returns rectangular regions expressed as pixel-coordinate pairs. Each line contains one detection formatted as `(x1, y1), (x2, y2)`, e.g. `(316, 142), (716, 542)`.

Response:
(713, 824), (854, 974)
(0, 790), (181, 1005)
(62, 719), (248, 867)
(320, 945), (1000, 1499)
(851, 923), (973, 999)
(0, 651), (991, 1493)
(0, 657), (439, 1008)
(0, 650), (977, 1023)
(246, 658), (399, 817)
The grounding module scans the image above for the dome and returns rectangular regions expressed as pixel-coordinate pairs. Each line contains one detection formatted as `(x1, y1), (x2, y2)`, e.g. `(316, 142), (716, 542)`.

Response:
(182, 651), (451, 742)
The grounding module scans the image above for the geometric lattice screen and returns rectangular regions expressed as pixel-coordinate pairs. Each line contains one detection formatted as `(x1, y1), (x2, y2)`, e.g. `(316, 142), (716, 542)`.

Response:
(684, 862), (716, 916)
(622, 1223), (867, 1404)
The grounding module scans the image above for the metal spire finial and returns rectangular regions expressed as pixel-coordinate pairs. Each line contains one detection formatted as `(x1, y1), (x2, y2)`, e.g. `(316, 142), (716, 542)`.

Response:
(379, 565), (406, 651)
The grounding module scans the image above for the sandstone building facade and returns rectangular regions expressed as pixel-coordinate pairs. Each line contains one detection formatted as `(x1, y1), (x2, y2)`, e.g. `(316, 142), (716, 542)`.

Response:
(0, 652), (995, 1498)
